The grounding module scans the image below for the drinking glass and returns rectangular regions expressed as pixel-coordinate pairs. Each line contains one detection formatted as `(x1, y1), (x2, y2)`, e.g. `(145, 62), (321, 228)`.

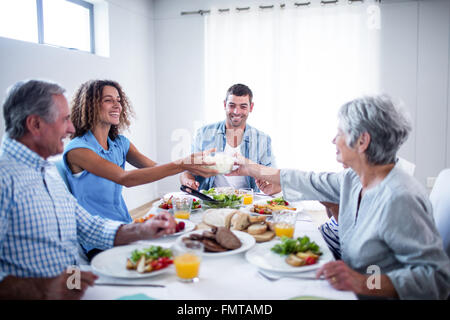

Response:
(273, 210), (298, 238)
(239, 188), (254, 205)
(173, 241), (203, 283)
(172, 197), (192, 219)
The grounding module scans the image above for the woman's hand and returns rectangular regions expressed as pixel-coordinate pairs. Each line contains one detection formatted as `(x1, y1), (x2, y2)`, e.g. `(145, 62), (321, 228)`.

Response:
(316, 260), (367, 294)
(226, 153), (255, 177)
(176, 148), (219, 178)
(256, 179), (281, 195)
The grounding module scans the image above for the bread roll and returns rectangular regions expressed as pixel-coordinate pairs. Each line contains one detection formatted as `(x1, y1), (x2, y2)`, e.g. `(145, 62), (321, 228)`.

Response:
(247, 223), (267, 235)
(252, 230), (276, 243)
(249, 216), (267, 223)
(231, 212), (250, 231)
(266, 221), (276, 231)
(202, 209), (238, 228)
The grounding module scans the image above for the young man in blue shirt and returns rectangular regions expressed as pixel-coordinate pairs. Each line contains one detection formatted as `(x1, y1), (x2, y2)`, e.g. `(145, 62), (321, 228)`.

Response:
(180, 83), (276, 192)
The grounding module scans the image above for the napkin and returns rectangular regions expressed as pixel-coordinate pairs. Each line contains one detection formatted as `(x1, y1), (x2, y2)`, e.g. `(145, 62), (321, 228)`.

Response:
(118, 293), (155, 300)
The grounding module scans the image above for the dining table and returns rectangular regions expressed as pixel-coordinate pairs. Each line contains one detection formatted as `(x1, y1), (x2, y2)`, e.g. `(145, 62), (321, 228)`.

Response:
(82, 193), (357, 301)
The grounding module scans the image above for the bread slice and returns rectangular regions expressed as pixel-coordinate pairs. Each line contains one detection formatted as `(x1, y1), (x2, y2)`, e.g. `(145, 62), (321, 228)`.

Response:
(252, 230), (276, 243)
(247, 223), (268, 235)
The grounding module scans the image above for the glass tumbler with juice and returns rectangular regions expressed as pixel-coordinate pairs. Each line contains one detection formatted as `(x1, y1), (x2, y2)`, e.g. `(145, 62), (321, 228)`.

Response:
(173, 241), (203, 282)
(273, 210), (298, 238)
(172, 197), (192, 219)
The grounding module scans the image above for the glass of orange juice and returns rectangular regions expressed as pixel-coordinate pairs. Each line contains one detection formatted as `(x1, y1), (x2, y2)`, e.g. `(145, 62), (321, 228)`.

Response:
(173, 241), (203, 282)
(239, 188), (254, 205)
(172, 197), (192, 219)
(273, 210), (298, 238)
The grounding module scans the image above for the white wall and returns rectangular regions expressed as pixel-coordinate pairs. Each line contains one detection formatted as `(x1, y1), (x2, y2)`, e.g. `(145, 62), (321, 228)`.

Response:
(1, 0), (449, 205)
(0, 0), (157, 210)
(153, 0), (450, 192)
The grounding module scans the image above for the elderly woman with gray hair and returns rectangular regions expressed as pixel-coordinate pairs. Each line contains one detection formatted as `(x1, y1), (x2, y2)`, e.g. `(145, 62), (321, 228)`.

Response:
(229, 95), (450, 299)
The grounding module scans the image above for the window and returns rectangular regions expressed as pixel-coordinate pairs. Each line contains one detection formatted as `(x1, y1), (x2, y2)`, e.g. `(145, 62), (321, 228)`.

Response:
(0, 0), (95, 53)
(205, 3), (380, 174)
(0, 0), (38, 43)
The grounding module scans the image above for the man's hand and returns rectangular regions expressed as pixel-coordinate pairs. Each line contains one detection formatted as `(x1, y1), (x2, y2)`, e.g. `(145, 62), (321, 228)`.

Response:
(0, 269), (98, 300)
(141, 212), (177, 238)
(180, 172), (200, 190)
(256, 179), (281, 195)
(44, 269), (98, 300)
(114, 212), (177, 246)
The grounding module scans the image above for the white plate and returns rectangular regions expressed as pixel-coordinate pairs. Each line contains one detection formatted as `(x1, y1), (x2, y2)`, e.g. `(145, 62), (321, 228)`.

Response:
(245, 240), (332, 273)
(91, 243), (174, 279)
(176, 230), (256, 257)
(170, 219), (196, 236)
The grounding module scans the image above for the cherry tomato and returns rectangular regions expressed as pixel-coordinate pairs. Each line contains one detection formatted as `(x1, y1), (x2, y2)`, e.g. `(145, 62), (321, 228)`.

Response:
(305, 256), (317, 265)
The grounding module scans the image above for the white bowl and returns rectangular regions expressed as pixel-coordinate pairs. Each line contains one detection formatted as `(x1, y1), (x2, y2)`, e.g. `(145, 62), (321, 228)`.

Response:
(205, 152), (235, 174)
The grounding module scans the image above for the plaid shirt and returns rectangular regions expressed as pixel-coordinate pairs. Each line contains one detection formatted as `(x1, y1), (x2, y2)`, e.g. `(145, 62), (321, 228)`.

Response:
(192, 121), (276, 191)
(0, 136), (122, 281)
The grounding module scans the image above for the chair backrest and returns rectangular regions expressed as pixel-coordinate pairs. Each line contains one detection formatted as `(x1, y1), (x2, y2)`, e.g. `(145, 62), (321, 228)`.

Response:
(52, 159), (72, 193)
(429, 168), (450, 258)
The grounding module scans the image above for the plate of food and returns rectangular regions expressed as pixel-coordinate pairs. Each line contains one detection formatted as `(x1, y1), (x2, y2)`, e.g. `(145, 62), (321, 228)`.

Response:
(91, 244), (174, 279)
(243, 197), (301, 216)
(176, 228), (256, 257)
(245, 236), (332, 273)
(154, 192), (203, 212)
(200, 188), (243, 209)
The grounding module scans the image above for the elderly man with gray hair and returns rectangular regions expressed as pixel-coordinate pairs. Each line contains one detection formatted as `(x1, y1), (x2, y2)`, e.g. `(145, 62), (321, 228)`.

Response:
(0, 79), (178, 299)
(229, 95), (450, 299)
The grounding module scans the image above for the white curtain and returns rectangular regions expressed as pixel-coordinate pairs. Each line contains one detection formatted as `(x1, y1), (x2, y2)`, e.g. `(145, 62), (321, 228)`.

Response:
(204, 2), (380, 173)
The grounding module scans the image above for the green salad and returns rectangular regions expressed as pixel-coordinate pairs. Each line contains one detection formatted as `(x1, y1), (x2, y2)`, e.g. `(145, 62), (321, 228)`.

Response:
(201, 188), (243, 208)
(271, 236), (322, 256)
(130, 246), (172, 264)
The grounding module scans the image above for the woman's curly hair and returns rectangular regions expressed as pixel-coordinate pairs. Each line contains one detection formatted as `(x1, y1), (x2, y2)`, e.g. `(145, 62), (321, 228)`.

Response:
(70, 80), (133, 140)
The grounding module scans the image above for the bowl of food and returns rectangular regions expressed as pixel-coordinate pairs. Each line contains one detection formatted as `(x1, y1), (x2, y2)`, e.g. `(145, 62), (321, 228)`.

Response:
(204, 152), (235, 174)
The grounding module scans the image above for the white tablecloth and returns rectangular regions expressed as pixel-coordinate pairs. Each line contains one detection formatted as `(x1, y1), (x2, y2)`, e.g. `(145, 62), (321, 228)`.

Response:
(83, 199), (356, 300)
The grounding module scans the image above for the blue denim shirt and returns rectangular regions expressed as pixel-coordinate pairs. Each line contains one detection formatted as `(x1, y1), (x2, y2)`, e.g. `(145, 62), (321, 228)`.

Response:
(191, 121), (276, 191)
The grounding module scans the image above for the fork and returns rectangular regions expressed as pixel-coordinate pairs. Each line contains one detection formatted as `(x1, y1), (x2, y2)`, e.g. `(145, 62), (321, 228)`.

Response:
(258, 270), (324, 281)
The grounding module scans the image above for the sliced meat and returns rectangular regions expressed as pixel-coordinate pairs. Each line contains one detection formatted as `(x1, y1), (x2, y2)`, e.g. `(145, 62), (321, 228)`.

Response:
(188, 233), (204, 241)
(202, 239), (228, 252)
(202, 231), (217, 240)
(182, 239), (202, 249)
(215, 227), (241, 250)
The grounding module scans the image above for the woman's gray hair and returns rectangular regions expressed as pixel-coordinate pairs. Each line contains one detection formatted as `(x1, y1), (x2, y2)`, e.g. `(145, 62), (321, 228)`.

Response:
(338, 95), (412, 165)
(2, 79), (66, 139)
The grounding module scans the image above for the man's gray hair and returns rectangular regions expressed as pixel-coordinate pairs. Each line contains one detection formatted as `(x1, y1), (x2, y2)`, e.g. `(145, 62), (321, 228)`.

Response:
(338, 95), (412, 165)
(2, 79), (65, 139)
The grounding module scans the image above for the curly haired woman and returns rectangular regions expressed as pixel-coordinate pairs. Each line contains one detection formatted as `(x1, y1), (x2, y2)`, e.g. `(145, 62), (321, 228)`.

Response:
(63, 80), (216, 259)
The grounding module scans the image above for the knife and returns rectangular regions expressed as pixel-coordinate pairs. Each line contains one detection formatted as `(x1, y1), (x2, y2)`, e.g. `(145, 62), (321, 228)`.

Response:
(95, 282), (165, 287)
(180, 185), (220, 204)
